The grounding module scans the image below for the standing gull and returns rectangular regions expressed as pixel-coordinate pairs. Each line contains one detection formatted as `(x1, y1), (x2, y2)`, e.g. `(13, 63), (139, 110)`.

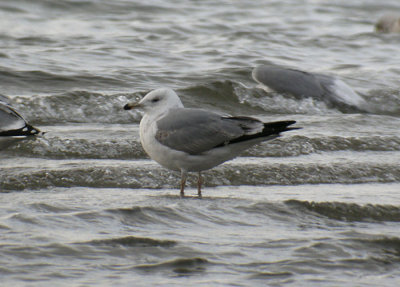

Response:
(124, 88), (299, 197)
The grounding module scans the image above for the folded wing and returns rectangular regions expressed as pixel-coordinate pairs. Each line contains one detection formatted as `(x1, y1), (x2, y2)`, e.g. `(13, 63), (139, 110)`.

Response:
(155, 108), (297, 155)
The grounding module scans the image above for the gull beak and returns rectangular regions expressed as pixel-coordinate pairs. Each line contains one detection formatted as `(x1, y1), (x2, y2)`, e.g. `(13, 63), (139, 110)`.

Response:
(123, 101), (141, 110)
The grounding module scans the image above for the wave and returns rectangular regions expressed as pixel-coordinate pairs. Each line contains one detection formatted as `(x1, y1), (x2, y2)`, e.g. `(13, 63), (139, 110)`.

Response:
(286, 200), (400, 222)
(83, 236), (176, 248)
(244, 135), (400, 157)
(12, 90), (140, 125)
(3, 133), (146, 159)
(0, 69), (129, 95)
(1, 157), (399, 191)
(2, 120), (399, 160)
(351, 237), (400, 257)
(363, 89), (400, 116)
(6, 0), (177, 16)
(134, 257), (209, 274)
(106, 205), (194, 226)
(249, 271), (293, 280)
(5, 79), (399, 127)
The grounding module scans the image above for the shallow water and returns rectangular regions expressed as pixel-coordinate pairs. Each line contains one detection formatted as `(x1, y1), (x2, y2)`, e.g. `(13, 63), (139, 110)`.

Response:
(1, 0), (400, 286)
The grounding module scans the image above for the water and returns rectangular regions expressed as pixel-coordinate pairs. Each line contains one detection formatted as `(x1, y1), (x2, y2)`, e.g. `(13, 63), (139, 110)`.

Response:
(1, 0), (400, 286)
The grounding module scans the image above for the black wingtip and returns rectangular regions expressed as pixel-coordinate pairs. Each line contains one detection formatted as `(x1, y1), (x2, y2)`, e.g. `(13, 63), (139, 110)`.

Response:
(28, 124), (41, 135)
(124, 103), (133, 110)
(215, 119), (300, 147)
(283, 120), (297, 126)
(264, 120), (301, 133)
(0, 124), (42, 137)
(283, 120), (302, 131)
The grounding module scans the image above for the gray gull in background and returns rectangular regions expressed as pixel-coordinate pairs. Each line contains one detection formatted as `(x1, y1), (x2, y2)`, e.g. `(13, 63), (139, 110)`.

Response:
(124, 88), (299, 198)
(375, 13), (400, 33)
(252, 64), (368, 111)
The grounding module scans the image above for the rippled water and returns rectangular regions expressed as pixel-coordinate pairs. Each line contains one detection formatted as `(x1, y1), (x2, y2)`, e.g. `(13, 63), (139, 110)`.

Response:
(1, 0), (400, 286)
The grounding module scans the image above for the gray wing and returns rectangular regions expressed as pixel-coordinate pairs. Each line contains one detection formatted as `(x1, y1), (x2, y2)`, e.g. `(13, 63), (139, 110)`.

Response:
(0, 102), (40, 136)
(0, 103), (27, 132)
(155, 108), (264, 155)
(252, 65), (325, 99)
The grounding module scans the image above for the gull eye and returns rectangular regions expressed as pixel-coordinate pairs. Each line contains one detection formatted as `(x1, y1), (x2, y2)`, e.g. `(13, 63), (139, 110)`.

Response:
(151, 98), (160, 103)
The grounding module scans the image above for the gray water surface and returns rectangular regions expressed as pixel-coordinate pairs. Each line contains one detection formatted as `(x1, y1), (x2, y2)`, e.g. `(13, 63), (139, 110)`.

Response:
(1, 0), (400, 286)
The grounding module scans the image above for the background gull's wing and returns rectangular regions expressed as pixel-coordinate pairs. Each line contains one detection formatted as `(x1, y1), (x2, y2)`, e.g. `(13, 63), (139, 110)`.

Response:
(252, 65), (324, 99)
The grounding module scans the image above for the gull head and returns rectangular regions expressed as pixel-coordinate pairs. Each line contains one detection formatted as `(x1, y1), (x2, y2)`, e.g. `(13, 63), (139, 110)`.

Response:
(124, 88), (184, 114)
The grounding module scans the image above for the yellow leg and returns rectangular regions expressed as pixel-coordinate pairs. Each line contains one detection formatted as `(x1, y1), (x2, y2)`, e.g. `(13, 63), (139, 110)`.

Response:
(180, 170), (187, 198)
(197, 172), (203, 198)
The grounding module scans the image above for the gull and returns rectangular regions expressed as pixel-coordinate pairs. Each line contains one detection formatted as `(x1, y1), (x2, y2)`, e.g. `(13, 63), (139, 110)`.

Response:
(124, 88), (299, 197)
(375, 13), (400, 33)
(252, 64), (368, 111)
(0, 95), (41, 137)
(0, 95), (41, 150)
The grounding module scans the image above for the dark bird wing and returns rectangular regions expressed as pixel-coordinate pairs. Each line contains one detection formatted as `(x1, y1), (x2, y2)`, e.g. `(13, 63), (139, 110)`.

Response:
(0, 102), (40, 136)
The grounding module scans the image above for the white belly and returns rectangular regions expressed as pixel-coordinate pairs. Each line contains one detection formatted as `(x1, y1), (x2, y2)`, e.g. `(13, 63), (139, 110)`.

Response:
(139, 114), (257, 172)
(140, 115), (184, 171)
